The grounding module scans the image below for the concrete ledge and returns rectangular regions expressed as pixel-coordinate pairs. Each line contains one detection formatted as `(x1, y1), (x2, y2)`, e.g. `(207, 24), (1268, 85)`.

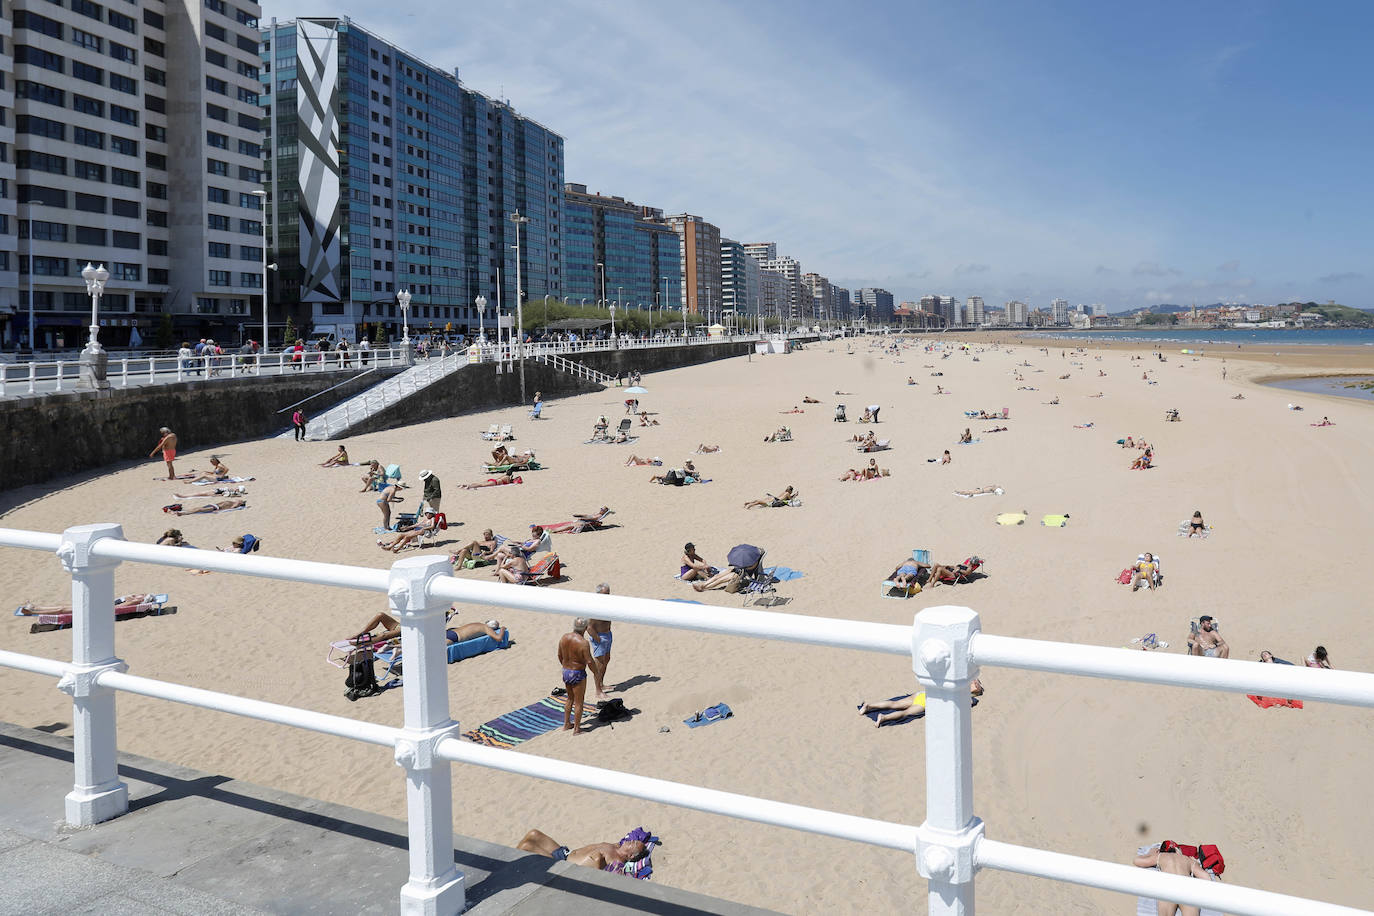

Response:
(0, 722), (776, 915)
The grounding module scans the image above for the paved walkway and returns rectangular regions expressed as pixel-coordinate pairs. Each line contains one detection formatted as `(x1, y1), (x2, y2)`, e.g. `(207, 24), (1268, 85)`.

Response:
(0, 722), (776, 915)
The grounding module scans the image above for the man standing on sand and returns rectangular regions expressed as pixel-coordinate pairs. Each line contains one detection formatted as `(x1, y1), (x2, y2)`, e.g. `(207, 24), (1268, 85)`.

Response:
(419, 469), (442, 513)
(150, 427), (178, 479)
(587, 584), (613, 701)
(558, 618), (594, 734)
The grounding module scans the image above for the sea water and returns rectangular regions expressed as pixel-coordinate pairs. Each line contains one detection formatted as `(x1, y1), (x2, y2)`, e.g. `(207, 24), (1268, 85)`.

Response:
(1027, 328), (1374, 347)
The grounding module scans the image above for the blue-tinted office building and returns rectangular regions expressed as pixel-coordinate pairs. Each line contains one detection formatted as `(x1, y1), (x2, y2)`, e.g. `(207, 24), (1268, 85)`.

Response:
(562, 183), (679, 312)
(261, 18), (564, 339)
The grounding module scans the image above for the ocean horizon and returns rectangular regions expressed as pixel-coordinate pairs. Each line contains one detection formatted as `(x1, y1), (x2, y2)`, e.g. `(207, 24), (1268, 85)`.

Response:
(1025, 327), (1374, 347)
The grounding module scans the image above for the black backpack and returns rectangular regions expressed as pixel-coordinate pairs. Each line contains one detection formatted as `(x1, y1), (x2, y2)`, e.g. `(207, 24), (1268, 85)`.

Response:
(345, 639), (380, 701)
(595, 698), (629, 723)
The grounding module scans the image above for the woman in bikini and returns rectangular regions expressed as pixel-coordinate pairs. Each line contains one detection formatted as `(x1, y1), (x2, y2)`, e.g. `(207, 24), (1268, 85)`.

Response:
(320, 445), (349, 468)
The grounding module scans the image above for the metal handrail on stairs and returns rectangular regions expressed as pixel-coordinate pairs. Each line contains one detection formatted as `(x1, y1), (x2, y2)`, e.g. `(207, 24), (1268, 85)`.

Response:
(533, 352), (613, 385)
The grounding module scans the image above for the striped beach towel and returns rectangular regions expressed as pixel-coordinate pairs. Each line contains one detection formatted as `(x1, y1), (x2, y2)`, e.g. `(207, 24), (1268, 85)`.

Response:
(462, 694), (587, 748)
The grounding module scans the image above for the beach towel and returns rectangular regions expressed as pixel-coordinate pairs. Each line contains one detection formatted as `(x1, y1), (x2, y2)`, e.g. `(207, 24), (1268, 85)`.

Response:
(763, 566), (804, 582)
(462, 694), (589, 748)
(996, 512), (1028, 526)
(859, 694), (979, 726)
(957, 439), (981, 445)
(192, 476), (254, 485)
(447, 629), (511, 663)
(1177, 520), (1212, 538)
(685, 702), (733, 728)
(604, 828), (660, 881)
(1248, 694), (1303, 709)
(954, 488), (1003, 499)
(485, 461), (542, 473)
(1041, 514), (1070, 527)
(19, 594), (176, 633)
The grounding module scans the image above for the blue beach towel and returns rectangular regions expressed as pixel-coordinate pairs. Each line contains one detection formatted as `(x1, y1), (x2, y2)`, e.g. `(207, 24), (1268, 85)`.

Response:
(462, 694), (588, 748)
(764, 566), (804, 582)
(685, 702), (733, 728)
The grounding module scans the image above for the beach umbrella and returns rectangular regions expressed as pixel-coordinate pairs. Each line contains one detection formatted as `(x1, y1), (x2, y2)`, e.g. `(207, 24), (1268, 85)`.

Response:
(625, 385), (648, 394)
(727, 543), (764, 570)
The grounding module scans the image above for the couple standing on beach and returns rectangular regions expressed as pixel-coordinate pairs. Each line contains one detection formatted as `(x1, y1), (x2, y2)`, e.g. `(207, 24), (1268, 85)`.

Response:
(556, 586), (616, 734)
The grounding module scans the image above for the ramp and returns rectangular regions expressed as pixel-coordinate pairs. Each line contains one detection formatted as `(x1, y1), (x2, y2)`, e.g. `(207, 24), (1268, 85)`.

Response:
(290, 352), (469, 440)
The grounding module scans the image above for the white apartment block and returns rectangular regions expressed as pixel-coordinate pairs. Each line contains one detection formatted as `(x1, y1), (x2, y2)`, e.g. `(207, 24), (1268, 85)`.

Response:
(1007, 300), (1029, 325)
(1051, 297), (1068, 324)
(5, 0), (264, 350)
(966, 295), (984, 326)
(744, 244), (801, 320)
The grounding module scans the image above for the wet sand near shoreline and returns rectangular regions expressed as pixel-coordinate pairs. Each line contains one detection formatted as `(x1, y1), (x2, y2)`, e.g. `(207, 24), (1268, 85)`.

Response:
(3, 338), (1372, 913)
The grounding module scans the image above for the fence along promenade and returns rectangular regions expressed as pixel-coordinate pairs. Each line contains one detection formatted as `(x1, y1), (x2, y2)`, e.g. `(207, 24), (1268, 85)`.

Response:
(2, 524), (1366, 915)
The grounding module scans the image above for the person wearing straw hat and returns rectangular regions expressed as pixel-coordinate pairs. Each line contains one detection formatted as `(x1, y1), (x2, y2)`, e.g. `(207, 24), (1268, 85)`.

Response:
(418, 469), (441, 513)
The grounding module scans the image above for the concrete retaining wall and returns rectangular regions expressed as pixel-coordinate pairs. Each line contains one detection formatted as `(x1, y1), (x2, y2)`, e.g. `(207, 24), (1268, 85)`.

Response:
(0, 368), (404, 491)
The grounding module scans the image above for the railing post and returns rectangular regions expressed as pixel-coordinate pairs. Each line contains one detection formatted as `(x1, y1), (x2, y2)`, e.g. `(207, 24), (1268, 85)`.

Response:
(29, 362), (37, 395)
(913, 606), (983, 916)
(120, 359), (128, 388)
(388, 555), (465, 916)
(55, 523), (130, 826)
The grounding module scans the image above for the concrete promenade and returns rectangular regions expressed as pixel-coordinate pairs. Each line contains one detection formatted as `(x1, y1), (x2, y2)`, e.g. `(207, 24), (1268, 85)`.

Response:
(0, 722), (776, 915)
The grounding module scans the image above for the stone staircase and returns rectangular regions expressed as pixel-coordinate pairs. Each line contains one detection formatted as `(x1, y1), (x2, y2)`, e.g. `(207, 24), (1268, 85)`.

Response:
(530, 351), (613, 385)
(288, 352), (469, 441)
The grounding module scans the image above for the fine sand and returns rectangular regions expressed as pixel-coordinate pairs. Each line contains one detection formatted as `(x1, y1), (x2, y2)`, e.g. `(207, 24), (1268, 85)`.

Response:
(3, 337), (1372, 913)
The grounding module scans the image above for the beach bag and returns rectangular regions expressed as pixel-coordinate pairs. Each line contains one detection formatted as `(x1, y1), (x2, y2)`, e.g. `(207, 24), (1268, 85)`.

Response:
(595, 698), (629, 724)
(345, 640), (379, 699)
(1116, 567), (1133, 584)
(1160, 841), (1225, 876)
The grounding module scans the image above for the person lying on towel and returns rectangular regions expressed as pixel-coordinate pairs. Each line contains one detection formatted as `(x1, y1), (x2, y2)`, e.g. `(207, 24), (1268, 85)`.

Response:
(517, 829), (647, 869)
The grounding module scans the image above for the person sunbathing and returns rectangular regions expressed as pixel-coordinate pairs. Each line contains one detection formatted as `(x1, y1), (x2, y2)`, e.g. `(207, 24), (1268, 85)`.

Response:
(610, 429), (631, 444)
(544, 508), (613, 533)
(17, 594), (155, 615)
(984, 426), (1008, 433)
(516, 829), (647, 870)
(624, 455), (662, 466)
(924, 558), (978, 588)
(170, 498), (246, 515)
(763, 427), (791, 442)
(459, 473), (524, 489)
(1231, 393), (1245, 400)
(359, 460), (383, 492)
(496, 552), (532, 584)
(1045, 396), (1060, 405)
(352, 611), (506, 648)
(1131, 448), (1153, 470)
(744, 486), (796, 509)
(691, 566), (742, 592)
(491, 449), (537, 470)
(694, 444), (721, 454)
(638, 411), (660, 426)
(780, 406), (805, 414)
(1314, 416), (1334, 426)
(591, 415), (609, 438)
(679, 543), (717, 582)
(1131, 843), (1221, 909)
(886, 557), (930, 589)
(377, 511), (440, 553)
(320, 445), (349, 468)
(959, 428), (973, 444)
(491, 444), (512, 465)
(1306, 646), (1333, 669)
(450, 529), (498, 566)
(173, 485), (247, 499)
(860, 679), (984, 727)
(156, 528), (191, 547)
(802, 396), (820, 403)
(186, 457), (231, 483)
(1186, 510), (1207, 536)
(907, 377), (916, 385)
(1131, 552), (1159, 591)
(852, 431), (876, 444)
(954, 486), (1004, 498)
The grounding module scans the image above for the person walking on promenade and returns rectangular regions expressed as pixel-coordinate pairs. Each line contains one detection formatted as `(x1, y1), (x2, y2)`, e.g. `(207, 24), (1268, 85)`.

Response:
(150, 427), (178, 480)
(587, 584), (614, 701)
(292, 408), (307, 441)
(558, 619), (594, 734)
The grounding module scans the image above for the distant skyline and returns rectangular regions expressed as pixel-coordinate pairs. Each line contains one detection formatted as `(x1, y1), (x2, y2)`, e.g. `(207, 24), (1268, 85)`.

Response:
(263, 0), (1373, 309)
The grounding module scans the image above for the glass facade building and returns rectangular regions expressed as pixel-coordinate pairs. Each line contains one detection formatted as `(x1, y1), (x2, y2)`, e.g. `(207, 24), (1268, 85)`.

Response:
(562, 183), (679, 312)
(261, 18), (564, 341)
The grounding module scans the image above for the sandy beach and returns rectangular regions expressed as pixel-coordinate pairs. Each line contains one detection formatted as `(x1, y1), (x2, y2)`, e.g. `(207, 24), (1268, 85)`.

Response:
(3, 337), (1372, 913)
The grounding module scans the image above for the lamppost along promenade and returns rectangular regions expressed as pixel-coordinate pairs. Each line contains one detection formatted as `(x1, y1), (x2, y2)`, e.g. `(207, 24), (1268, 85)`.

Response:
(250, 189), (277, 352)
(475, 294), (487, 344)
(398, 289), (412, 364)
(80, 263), (110, 389)
(508, 210), (529, 404)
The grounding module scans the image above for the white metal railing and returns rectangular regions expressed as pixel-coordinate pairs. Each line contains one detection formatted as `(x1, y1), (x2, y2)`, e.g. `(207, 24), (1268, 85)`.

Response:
(531, 352), (614, 384)
(0, 525), (1370, 916)
(303, 351), (470, 441)
(0, 347), (415, 398)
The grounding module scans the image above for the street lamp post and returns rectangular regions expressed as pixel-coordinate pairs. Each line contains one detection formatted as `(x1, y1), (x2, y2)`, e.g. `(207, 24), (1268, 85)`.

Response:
(474, 294), (487, 348)
(398, 289), (412, 364)
(508, 210), (529, 404)
(80, 262), (111, 389)
(609, 303), (616, 345)
(23, 200), (42, 352)
(249, 189), (275, 352)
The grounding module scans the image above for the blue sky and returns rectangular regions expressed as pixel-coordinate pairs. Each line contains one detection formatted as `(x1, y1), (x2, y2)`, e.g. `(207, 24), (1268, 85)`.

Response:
(263, 0), (1373, 310)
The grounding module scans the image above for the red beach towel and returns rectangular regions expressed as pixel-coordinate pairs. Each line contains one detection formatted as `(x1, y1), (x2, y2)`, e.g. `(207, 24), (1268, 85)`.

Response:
(1247, 694), (1303, 710)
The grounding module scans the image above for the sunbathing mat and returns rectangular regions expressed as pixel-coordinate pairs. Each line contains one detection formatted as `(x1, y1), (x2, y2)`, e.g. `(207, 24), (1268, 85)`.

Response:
(1248, 694), (1303, 709)
(462, 694), (589, 748)
(996, 512), (1029, 526)
(192, 476), (254, 485)
(1041, 513), (1070, 527)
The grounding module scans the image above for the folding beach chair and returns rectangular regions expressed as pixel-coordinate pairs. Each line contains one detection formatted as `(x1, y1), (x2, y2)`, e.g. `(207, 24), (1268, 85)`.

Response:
(412, 513), (447, 550)
(481, 424), (501, 440)
(615, 418), (633, 436)
(524, 552), (562, 585)
(882, 549), (930, 599)
(934, 556), (983, 586)
(834, 404), (847, 422)
(327, 635), (403, 690)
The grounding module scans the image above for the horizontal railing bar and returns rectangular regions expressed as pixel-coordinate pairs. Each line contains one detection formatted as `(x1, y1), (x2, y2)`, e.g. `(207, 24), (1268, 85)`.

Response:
(0, 649), (69, 678)
(97, 670), (400, 747)
(81, 537), (389, 592)
(973, 634), (1374, 708)
(437, 737), (916, 852)
(977, 839), (1369, 916)
(425, 576), (912, 655)
(0, 530), (62, 551)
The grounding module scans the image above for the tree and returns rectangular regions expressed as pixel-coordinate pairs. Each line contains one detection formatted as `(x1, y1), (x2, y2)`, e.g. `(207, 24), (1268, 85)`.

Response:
(283, 315), (297, 345)
(155, 312), (174, 349)
(375, 323), (388, 347)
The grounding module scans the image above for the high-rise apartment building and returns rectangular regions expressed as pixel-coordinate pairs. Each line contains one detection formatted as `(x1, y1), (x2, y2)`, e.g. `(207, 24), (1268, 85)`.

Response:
(742, 241), (775, 262)
(743, 243), (802, 320)
(719, 237), (761, 315)
(6, 0), (265, 348)
(832, 285), (851, 320)
(1050, 297), (1068, 324)
(1007, 300), (1029, 325)
(758, 267), (786, 320)
(262, 18), (564, 342)
(858, 287), (894, 322)
(966, 296), (985, 326)
(939, 294), (960, 326)
(802, 272), (832, 321)
(561, 183), (678, 311)
(662, 213), (720, 316)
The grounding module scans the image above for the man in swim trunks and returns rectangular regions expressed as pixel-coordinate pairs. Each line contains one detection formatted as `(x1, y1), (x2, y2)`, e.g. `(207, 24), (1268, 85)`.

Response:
(1190, 616), (1229, 658)
(587, 584), (614, 701)
(516, 829), (646, 869)
(558, 618), (594, 734)
(150, 427), (178, 480)
(171, 498), (246, 516)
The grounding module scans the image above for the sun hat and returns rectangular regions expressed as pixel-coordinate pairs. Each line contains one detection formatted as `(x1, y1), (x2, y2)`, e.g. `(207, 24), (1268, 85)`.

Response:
(418, 469), (432, 480)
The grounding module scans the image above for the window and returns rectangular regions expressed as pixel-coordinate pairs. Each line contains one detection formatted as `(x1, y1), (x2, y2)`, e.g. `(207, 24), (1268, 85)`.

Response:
(17, 115), (66, 140)
(205, 22), (226, 41)
(208, 213), (230, 230)
(29, 220), (68, 242)
(236, 34), (258, 53)
(237, 86), (259, 105)
(205, 48), (227, 68)
(110, 74), (137, 95)
(111, 136), (138, 157)
(208, 241), (231, 258)
(110, 104), (139, 126)
(109, 42), (136, 64)
(237, 112), (259, 130)
(18, 185), (68, 207)
(146, 181), (167, 199)
(15, 46), (65, 74)
(144, 37), (165, 57)
(74, 192), (105, 214)
(240, 272), (262, 288)
(208, 186), (229, 204)
(146, 209), (167, 227)
(111, 167), (138, 188)
(144, 65), (166, 86)
(206, 75), (227, 95)
(147, 238), (167, 256)
(73, 95), (104, 117)
(72, 0), (102, 21)
(73, 160), (105, 182)
(236, 60), (259, 79)
(32, 256), (71, 276)
(205, 0), (226, 13)
(238, 166), (260, 182)
(239, 192), (261, 210)
(145, 124), (166, 146)
(208, 269), (231, 287)
(207, 158), (229, 176)
(111, 263), (141, 281)
(71, 28), (102, 51)
(237, 139), (261, 157)
(16, 81), (65, 106)
(73, 61), (105, 85)
(17, 150), (67, 175)
(207, 131), (229, 149)
(145, 152), (166, 170)
(16, 10), (65, 38)
(236, 8), (258, 26)
(206, 103), (228, 122)
(75, 226), (107, 245)
(143, 9), (164, 29)
(145, 94), (165, 114)
(107, 8), (136, 32)
(113, 230), (140, 248)
(239, 218), (262, 234)
(111, 198), (139, 218)
(149, 269), (169, 284)
(73, 127), (104, 150)
(240, 245), (261, 260)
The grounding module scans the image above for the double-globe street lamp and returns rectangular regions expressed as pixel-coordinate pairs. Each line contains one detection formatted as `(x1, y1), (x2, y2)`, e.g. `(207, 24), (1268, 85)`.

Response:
(397, 289), (412, 363)
(80, 263), (110, 388)
(475, 294), (487, 346)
